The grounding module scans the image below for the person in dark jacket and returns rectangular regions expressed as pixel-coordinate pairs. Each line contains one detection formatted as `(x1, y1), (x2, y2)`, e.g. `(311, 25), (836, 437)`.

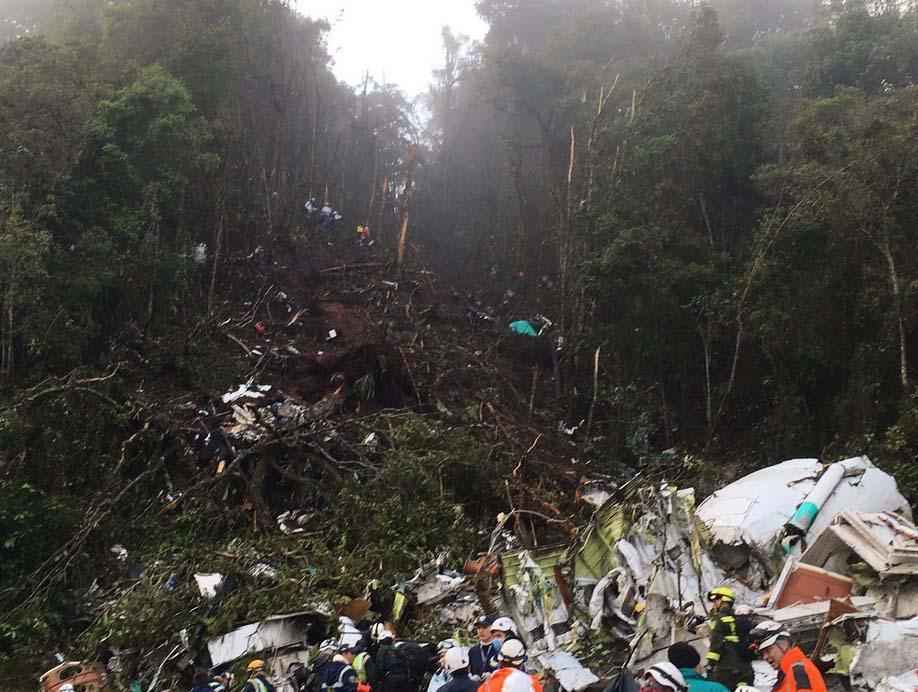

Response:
(668, 642), (729, 692)
(370, 625), (416, 692)
(705, 587), (754, 691)
(322, 644), (359, 692)
(468, 616), (498, 680)
(438, 648), (477, 692)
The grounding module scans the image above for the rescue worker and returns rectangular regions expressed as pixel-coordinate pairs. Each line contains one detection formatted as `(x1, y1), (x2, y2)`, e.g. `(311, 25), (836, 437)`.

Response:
(428, 639), (459, 692)
(666, 643), (728, 692)
(487, 617), (519, 673)
(370, 623), (415, 692)
(641, 662), (688, 692)
(322, 643), (359, 692)
(242, 659), (276, 692)
(309, 640), (340, 692)
(477, 639), (543, 692)
(704, 586), (754, 690)
(440, 647), (477, 692)
(490, 617), (518, 644)
(353, 642), (372, 684)
(750, 620), (827, 692)
(468, 616), (498, 679)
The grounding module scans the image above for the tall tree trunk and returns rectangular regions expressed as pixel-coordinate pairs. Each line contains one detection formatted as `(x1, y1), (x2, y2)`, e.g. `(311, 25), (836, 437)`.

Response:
(560, 127), (576, 339)
(209, 202), (226, 315)
(881, 239), (909, 391)
(2, 280), (13, 379)
(700, 321), (713, 432)
(396, 145), (418, 276)
(366, 137), (378, 225)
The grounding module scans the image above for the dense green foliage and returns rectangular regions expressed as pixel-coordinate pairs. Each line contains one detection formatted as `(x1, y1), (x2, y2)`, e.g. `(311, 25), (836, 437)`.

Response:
(3, 0), (918, 686)
(415, 0), (918, 494)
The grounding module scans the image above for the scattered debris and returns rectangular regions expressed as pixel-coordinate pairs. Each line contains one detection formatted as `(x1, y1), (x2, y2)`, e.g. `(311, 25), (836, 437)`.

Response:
(537, 650), (600, 691)
(510, 320), (538, 337)
(40, 661), (109, 692)
(250, 563), (279, 580)
(194, 573), (225, 599)
(207, 611), (324, 668)
(768, 561), (853, 609)
(221, 382), (272, 404)
(695, 457), (912, 581)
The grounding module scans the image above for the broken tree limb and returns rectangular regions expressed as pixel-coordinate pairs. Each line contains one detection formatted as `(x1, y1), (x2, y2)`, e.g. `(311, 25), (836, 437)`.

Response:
(585, 345), (601, 438)
(225, 332), (252, 356)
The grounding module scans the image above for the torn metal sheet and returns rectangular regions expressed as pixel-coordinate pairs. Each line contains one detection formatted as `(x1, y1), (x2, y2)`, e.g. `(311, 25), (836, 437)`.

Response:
(769, 561), (853, 609)
(266, 651), (311, 692)
(207, 612), (319, 668)
(501, 546), (573, 653)
(797, 512), (918, 618)
(875, 670), (918, 692)
(695, 457), (912, 579)
(537, 651), (599, 691)
(849, 617), (918, 689)
(414, 573), (466, 606)
(760, 595), (875, 633)
(799, 512), (918, 577)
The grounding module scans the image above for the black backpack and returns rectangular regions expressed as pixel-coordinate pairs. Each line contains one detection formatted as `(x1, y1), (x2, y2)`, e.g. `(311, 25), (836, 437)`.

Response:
(735, 613), (757, 661)
(392, 641), (436, 687)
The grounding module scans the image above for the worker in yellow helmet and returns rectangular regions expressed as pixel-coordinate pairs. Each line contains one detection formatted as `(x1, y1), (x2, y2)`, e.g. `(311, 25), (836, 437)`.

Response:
(242, 659), (276, 692)
(704, 587), (754, 691)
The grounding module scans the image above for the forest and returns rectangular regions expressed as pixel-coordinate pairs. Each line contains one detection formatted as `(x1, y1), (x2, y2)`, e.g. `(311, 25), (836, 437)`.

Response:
(2, 0), (918, 689)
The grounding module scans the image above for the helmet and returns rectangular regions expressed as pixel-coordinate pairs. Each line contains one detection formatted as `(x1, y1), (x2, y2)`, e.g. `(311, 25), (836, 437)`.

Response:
(491, 616), (517, 633)
(437, 638), (459, 653)
(337, 641), (356, 654)
(749, 620), (791, 651)
(644, 662), (687, 692)
(319, 638), (338, 653)
(497, 638), (527, 665)
(247, 659), (266, 673)
(706, 586), (736, 602)
(502, 669), (535, 692)
(443, 646), (470, 674)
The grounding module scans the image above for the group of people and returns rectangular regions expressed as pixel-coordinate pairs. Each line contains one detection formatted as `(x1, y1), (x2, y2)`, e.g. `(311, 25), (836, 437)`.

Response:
(641, 587), (826, 692)
(304, 199), (343, 234)
(303, 198), (374, 249)
(190, 588), (827, 692)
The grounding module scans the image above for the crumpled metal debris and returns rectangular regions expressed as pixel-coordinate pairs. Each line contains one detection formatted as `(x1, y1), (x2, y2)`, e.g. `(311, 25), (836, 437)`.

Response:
(536, 651), (599, 691)
(250, 563), (279, 580)
(277, 510), (310, 535)
(695, 457), (912, 581)
(875, 669), (918, 692)
(222, 382), (272, 404)
(194, 573), (224, 599)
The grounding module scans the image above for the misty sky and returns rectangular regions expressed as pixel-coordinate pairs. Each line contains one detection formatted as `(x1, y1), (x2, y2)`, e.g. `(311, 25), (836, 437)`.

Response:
(295, 0), (487, 96)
